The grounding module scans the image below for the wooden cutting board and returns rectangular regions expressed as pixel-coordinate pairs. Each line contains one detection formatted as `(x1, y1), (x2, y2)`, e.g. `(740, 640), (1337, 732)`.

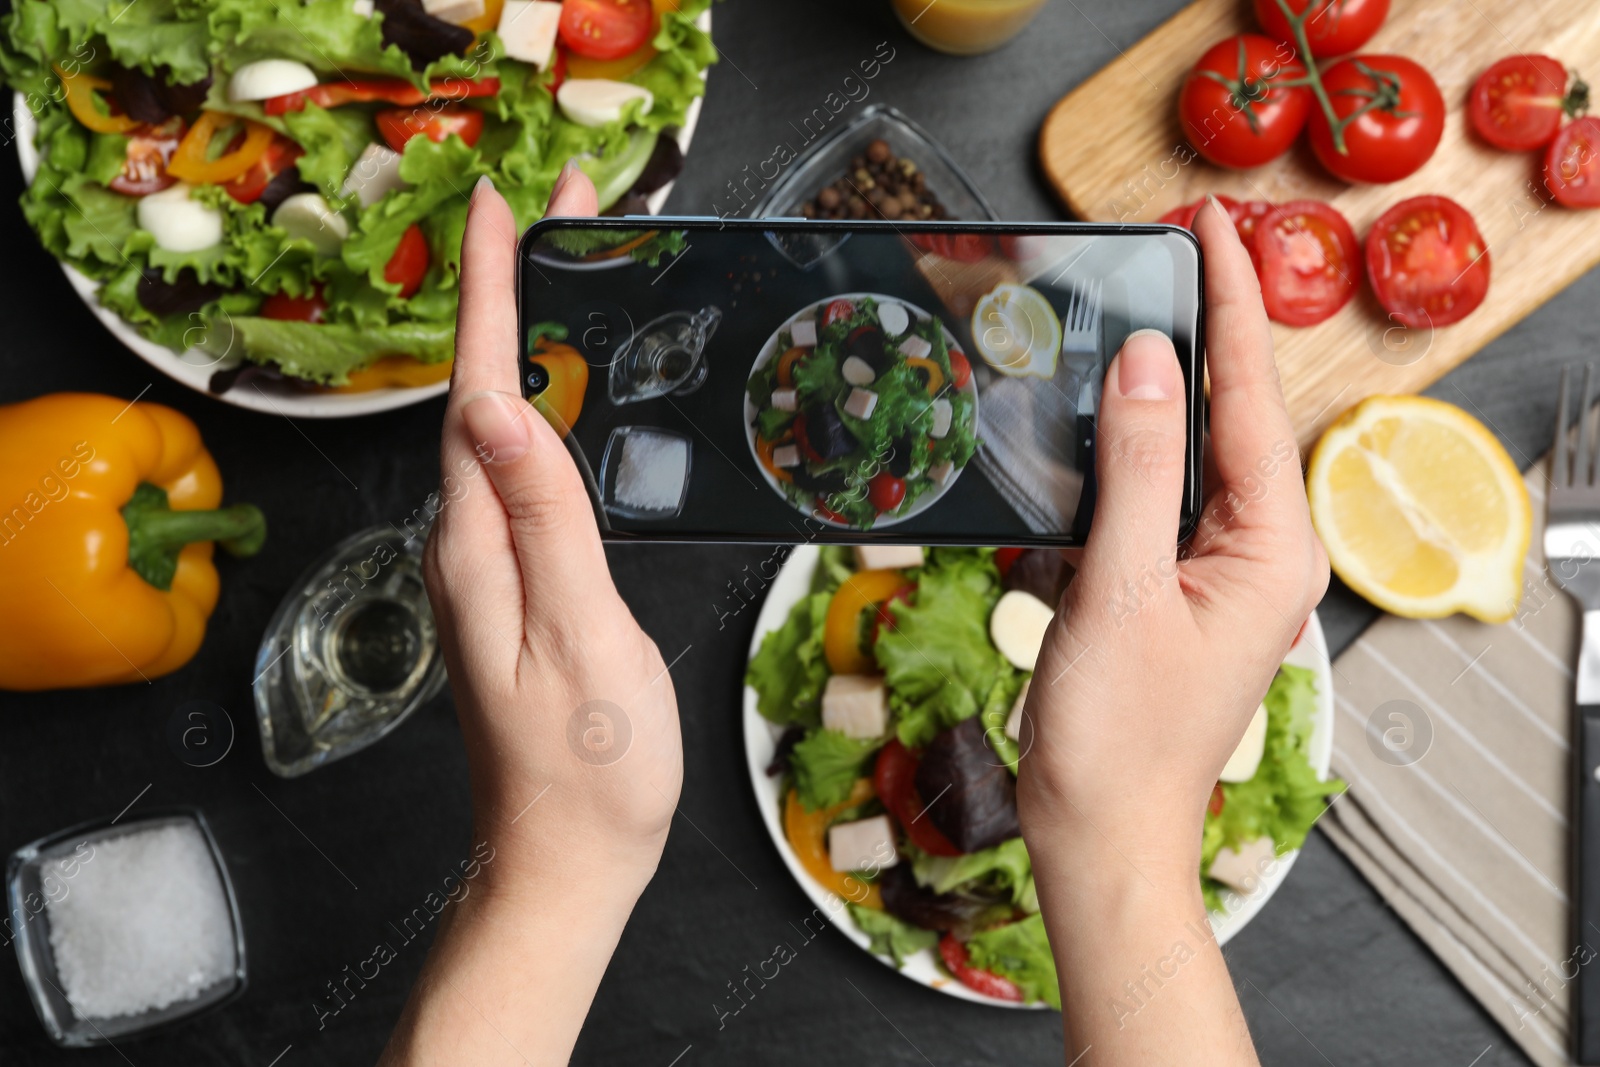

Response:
(1039, 0), (1600, 449)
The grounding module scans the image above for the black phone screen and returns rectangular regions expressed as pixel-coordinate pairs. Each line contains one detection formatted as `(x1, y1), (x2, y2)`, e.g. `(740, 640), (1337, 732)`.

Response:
(516, 218), (1202, 546)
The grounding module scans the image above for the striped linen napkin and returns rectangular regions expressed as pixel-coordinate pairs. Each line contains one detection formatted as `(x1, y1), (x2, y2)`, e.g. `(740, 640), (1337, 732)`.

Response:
(1322, 459), (1577, 1066)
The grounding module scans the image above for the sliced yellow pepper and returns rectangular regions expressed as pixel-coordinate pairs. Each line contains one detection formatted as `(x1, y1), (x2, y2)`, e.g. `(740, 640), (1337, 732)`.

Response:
(776, 346), (808, 388)
(784, 779), (883, 909)
(331, 356), (454, 393)
(56, 66), (140, 134)
(755, 431), (794, 484)
(824, 568), (910, 674)
(904, 356), (945, 397)
(167, 111), (275, 184)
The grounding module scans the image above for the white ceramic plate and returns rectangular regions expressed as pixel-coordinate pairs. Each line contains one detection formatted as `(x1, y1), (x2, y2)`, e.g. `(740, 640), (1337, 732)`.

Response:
(742, 294), (978, 530)
(10, 10), (709, 418)
(742, 544), (1336, 1006)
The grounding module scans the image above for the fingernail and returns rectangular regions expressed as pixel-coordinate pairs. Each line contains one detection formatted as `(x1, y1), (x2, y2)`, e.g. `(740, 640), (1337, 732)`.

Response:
(551, 159), (581, 201)
(462, 391), (531, 463)
(1115, 329), (1179, 401)
(1206, 193), (1228, 221)
(472, 174), (495, 204)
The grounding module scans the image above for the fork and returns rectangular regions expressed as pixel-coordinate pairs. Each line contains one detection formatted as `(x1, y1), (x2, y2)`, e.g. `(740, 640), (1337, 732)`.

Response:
(1060, 278), (1103, 357)
(1545, 364), (1600, 1065)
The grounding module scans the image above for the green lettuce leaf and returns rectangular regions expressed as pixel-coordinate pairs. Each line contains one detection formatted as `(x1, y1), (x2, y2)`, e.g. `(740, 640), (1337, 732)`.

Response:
(745, 591), (831, 728)
(848, 904), (937, 969)
(215, 315), (454, 383)
(964, 915), (1061, 1010)
(789, 727), (878, 811)
(911, 836), (1031, 901)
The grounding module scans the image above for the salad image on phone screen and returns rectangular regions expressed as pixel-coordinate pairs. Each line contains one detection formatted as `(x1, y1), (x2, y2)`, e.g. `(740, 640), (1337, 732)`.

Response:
(0, 0), (714, 395)
(745, 294), (980, 530)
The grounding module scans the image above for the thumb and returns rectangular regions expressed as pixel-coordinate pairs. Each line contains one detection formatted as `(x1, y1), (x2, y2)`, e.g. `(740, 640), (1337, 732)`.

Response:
(459, 389), (614, 624)
(1079, 329), (1191, 588)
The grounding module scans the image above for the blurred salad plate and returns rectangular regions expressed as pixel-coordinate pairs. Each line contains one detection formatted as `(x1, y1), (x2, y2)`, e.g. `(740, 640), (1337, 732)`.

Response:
(6, 0), (713, 417)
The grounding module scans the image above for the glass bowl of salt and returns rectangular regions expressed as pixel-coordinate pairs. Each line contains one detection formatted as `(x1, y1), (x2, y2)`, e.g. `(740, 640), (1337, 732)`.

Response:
(6, 808), (246, 1046)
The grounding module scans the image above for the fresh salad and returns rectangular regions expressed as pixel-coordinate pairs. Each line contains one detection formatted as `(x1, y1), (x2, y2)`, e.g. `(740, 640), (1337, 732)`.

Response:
(746, 296), (979, 530)
(0, 0), (714, 391)
(747, 545), (1343, 1007)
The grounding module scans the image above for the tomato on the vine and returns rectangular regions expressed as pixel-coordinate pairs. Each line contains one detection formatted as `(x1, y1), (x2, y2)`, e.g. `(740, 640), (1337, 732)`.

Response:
(1470, 55), (1587, 151)
(1546, 116), (1600, 208)
(1253, 199), (1360, 326)
(1365, 196), (1491, 328)
(1308, 55), (1444, 183)
(1253, 0), (1389, 59)
(1179, 35), (1310, 170)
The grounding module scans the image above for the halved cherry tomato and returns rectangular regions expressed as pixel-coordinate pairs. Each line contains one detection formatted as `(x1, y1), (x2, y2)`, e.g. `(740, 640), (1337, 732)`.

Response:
(1308, 55), (1444, 183)
(1179, 35), (1310, 169)
(1253, 200), (1360, 326)
(995, 547), (1025, 577)
(260, 289), (328, 323)
(375, 106), (484, 152)
(948, 349), (972, 389)
(1547, 116), (1600, 208)
(867, 472), (907, 513)
(868, 583), (916, 645)
(821, 299), (855, 328)
(874, 739), (962, 856)
(107, 118), (183, 196)
(1209, 783), (1227, 817)
(1228, 198), (1276, 271)
(384, 224), (430, 299)
(559, 0), (654, 60)
(938, 934), (1024, 1001)
(1470, 55), (1585, 152)
(1365, 195), (1490, 328)
(221, 136), (303, 204)
(263, 77), (500, 116)
(1253, 0), (1389, 59)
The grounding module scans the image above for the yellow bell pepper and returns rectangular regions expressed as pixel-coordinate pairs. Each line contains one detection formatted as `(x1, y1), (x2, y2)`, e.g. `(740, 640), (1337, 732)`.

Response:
(784, 779), (883, 909)
(527, 323), (589, 435)
(331, 356), (454, 393)
(904, 356), (945, 397)
(167, 111), (275, 185)
(55, 66), (140, 134)
(754, 430), (794, 484)
(0, 394), (266, 691)
(823, 568), (910, 674)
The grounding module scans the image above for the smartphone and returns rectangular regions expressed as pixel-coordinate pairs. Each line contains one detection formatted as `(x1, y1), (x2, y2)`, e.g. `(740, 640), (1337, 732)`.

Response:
(516, 218), (1202, 547)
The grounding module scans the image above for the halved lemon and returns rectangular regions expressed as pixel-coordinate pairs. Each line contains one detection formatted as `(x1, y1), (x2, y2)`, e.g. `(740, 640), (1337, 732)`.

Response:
(1307, 396), (1530, 621)
(970, 284), (1061, 380)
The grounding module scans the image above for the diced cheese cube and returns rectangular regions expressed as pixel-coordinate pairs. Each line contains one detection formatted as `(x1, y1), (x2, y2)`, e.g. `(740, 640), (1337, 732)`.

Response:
(1005, 678), (1031, 742)
(928, 460), (953, 485)
(422, 0), (483, 24)
(770, 388), (797, 412)
(843, 388), (878, 419)
(822, 674), (888, 739)
(898, 334), (932, 360)
(828, 814), (899, 873)
(1207, 836), (1278, 894)
(790, 319), (817, 347)
(842, 356), (876, 386)
(342, 143), (407, 207)
(351, 0), (374, 14)
(497, 0), (563, 69)
(929, 397), (952, 439)
(772, 444), (800, 469)
(854, 545), (924, 571)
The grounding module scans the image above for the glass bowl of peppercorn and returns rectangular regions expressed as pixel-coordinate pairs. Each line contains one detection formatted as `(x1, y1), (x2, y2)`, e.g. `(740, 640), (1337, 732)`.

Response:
(750, 105), (998, 236)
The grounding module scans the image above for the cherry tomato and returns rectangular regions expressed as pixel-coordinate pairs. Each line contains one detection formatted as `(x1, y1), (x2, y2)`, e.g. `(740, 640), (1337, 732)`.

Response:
(107, 118), (183, 196)
(375, 106), (484, 153)
(995, 547), (1024, 577)
(1179, 35), (1310, 170)
(874, 739), (963, 856)
(221, 136), (303, 204)
(1209, 783), (1227, 817)
(1308, 55), (1444, 183)
(1227, 198), (1276, 271)
(559, 0), (654, 60)
(821, 299), (855, 328)
(948, 349), (972, 389)
(384, 224), (430, 299)
(812, 498), (849, 525)
(1253, 0), (1388, 59)
(1546, 116), (1600, 208)
(260, 289), (328, 323)
(867, 472), (907, 513)
(1365, 195), (1490, 329)
(1469, 55), (1582, 152)
(1252, 199), (1360, 326)
(938, 934), (1024, 1002)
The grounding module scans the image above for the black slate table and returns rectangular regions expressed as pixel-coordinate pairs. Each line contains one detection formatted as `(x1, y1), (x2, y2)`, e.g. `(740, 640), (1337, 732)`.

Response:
(2, 3), (1594, 1065)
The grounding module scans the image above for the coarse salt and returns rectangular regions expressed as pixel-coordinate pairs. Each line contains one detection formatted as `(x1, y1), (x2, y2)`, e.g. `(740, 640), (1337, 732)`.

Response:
(47, 822), (236, 1020)
(615, 433), (689, 513)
